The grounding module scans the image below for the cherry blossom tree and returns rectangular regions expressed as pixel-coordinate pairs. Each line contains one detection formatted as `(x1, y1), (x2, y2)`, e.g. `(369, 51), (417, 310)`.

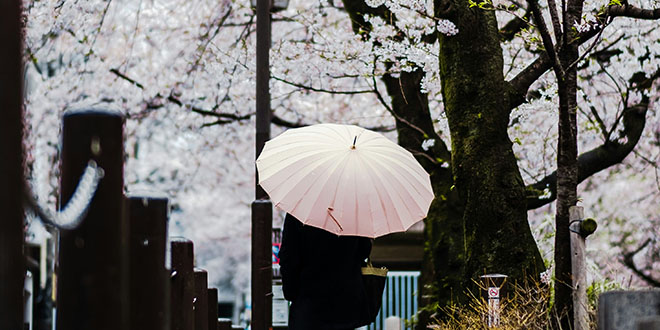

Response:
(22, 0), (659, 327)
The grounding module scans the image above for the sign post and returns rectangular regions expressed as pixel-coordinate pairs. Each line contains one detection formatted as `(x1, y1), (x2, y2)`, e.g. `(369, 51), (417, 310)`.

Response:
(480, 274), (508, 327)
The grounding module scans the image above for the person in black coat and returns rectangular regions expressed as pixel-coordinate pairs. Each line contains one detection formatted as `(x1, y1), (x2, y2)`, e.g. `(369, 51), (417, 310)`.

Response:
(279, 213), (372, 330)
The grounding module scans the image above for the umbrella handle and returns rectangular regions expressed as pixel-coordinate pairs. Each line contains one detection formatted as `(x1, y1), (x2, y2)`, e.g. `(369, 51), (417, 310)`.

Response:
(327, 207), (344, 232)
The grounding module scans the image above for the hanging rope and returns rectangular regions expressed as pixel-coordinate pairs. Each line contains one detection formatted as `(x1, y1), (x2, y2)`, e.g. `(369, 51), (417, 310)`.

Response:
(23, 160), (105, 230)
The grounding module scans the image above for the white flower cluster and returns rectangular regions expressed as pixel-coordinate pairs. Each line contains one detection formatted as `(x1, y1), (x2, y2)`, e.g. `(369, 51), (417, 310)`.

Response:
(539, 268), (552, 284)
(421, 138), (436, 151)
(365, 0), (386, 8)
(437, 19), (459, 36)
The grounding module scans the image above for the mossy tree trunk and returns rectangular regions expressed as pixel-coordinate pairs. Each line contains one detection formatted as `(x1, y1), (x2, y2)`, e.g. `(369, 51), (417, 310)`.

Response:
(436, 0), (545, 295)
(340, 1), (658, 328)
(342, 1), (545, 328)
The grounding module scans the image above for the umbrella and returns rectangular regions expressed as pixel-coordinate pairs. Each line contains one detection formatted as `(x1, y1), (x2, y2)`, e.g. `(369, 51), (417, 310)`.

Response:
(256, 123), (434, 238)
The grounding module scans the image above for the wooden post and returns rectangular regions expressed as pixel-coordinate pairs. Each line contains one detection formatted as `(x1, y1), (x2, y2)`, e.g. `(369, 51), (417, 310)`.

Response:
(0, 0), (25, 328)
(251, 200), (273, 330)
(171, 238), (195, 330)
(207, 288), (218, 330)
(570, 206), (587, 330)
(217, 319), (232, 330)
(194, 269), (209, 330)
(57, 110), (127, 330)
(254, 0), (273, 326)
(128, 195), (170, 330)
(251, 0), (273, 329)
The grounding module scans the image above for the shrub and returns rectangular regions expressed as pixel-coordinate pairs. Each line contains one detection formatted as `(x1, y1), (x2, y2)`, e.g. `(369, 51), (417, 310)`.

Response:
(428, 280), (560, 329)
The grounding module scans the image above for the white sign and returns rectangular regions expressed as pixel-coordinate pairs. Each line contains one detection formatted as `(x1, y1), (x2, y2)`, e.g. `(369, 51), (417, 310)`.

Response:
(488, 287), (499, 299)
(272, 299), (289, 325)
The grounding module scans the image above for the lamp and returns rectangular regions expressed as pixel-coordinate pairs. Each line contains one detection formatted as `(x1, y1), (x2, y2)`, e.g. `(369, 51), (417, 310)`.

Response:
(250, 0), (289, 12)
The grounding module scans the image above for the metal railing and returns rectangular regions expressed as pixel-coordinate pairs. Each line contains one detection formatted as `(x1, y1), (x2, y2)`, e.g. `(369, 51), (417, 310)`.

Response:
(367, 271), (421, 330)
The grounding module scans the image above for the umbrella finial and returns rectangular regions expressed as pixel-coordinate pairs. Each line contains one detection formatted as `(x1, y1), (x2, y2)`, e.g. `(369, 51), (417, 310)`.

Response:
(351, 136), (357, 149)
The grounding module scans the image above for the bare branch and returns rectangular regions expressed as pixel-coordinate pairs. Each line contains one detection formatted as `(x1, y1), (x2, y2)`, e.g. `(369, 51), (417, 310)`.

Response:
(507, 53), (550, 109)
(507, 4), (659, 110)
(527, 101), (649, 209)
(608, 5), (660, 20)
(188, 7), (234, 74)
(190, 107), (250, 121)
(622, 239), (660, 287)
(110, 68), (144, 89)
(272, 75), (374, 95)
(527, 0), (564, 77)
(499, 8), (532, 41)
(546, 0), (563, 42)
(270, 114), (305, 128)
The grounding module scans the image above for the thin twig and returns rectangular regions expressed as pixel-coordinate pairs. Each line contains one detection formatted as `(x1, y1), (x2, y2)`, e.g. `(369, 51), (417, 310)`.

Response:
(272, 76), (373, 95)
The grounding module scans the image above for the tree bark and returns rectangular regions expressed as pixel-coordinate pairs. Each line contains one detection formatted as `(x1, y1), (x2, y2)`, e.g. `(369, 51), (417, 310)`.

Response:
(553, 0), (584, 325)
(437, 0), (545, 293)
(342, 2), (545, 327)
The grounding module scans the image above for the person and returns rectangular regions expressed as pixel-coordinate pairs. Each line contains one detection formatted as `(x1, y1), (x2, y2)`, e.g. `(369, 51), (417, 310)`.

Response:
(279, 213), (372, 330)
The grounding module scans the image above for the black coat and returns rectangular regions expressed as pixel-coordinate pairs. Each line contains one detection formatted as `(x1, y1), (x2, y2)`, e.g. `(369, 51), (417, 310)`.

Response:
(279, 214), (372, 330)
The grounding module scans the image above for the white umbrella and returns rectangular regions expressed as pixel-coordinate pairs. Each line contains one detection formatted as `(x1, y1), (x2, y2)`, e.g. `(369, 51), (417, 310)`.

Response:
(256, 123), (434, 238)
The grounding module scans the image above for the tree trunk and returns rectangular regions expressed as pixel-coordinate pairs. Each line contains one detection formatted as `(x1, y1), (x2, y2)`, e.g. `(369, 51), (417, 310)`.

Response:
(553, 4), (582, 327)
(381, 70), (465, 327)
(341, 2), (545, 328)
(437, 0), (544, 292)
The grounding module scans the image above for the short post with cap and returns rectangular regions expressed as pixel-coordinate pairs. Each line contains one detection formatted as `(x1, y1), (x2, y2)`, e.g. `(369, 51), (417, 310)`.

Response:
(569, 206), (597, 330)
(480, 274), (508, 327)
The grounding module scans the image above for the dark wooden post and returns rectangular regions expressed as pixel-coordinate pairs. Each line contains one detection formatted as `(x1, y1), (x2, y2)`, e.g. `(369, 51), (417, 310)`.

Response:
(57, 110), (127, 330)
(194, 269), (209, 330)
(217, 319), (232, 330)
(254, 0), (274, 328)
(128, 195), (170, 330)
(251, 201), (273, 330)
(0, 0), (25, 329)
(171, 238), (195, 330)
(207, 288), (218, 330)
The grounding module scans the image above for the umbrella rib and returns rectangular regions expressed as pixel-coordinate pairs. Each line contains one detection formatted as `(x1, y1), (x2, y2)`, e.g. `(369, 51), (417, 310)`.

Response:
(366, 160), (419, 230)
(370, 152), (432, 213)
(358, 157), (392, 237)
(290, 155), (344, 223)
(319, 151), (352, 232)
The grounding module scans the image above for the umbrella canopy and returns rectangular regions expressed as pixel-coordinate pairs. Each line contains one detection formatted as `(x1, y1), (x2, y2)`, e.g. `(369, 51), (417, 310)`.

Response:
(256, 123), (434, 238)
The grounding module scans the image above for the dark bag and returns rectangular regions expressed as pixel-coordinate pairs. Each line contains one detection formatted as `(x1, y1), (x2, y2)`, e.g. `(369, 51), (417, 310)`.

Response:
(359, 261), (388, 325)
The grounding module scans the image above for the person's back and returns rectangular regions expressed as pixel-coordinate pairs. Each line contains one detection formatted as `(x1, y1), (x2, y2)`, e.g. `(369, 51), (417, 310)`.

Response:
(279, 213), (372, 330)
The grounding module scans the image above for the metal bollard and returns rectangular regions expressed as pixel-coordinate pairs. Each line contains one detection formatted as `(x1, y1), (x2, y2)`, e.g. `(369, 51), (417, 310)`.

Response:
(57, 110), (127, 330)
(171, 238), (195, 330)
(128, 195), (170, 330)
(480, 274), (508, 327)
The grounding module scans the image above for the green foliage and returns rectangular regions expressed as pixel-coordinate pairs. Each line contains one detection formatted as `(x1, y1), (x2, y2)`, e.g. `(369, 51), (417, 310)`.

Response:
(468, 0), (494, 10)
(587, 279), (621, 312)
